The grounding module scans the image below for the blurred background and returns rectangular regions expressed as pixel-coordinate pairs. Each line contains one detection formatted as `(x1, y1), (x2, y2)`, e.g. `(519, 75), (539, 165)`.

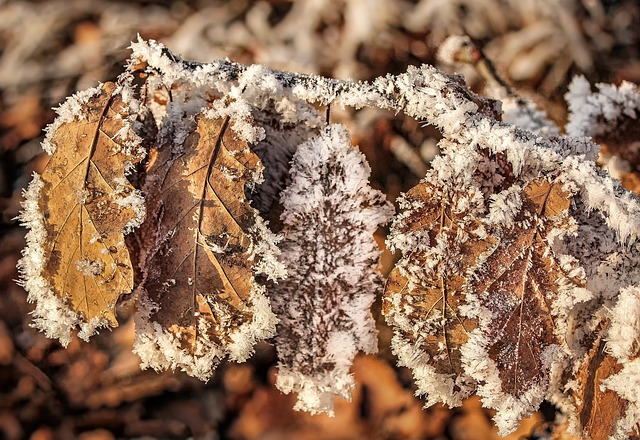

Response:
(1, 1), (639, 439)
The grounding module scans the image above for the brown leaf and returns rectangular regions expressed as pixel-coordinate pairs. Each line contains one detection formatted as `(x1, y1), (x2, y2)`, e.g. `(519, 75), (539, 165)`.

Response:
(383, 181), (494, 403)
(35, 82), (143, 337)
(470, 179), (574, 398)
(573, 322), (628, 440)
(136, 114), (274, 378)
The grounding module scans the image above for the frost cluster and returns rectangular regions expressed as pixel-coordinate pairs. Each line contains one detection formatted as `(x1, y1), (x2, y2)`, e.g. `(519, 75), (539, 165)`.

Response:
(271, 124), (393, 415)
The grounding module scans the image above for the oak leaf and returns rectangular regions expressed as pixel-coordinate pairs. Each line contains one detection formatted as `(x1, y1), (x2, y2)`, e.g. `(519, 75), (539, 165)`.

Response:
(134, 113), (280, 380)
(20, 82), (145, 346)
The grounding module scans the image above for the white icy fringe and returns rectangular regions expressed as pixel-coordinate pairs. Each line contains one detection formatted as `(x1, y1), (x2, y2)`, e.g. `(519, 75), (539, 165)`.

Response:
(130, 38), (640, 242)
(275, 366), (355, 416)
(565, 75), (640, 138)
(462, 330), (565, 436)
(134, 284), (277, 381)
(227, 284), (278, 362)
(18, 174), (79, 346)
(391, 333), (471, 408)
(607, 286), (640, 362)
(41, 85), (104, 155)
(602, 358), (640, 440)
(271, 124), (393, 415)
(437, 35), (559, 136)
(601, 286), (640, 439)
(133, 292), (223, 380)
(133, 286), (277, 381)
(17, 174), (111, 345)
(384, 119), (638, 434)
(384, 144), (484, 408)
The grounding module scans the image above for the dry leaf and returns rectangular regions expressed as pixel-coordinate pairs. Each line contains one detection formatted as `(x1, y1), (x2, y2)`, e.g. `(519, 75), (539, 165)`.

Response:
(270, 125), (392, 415)
(20, 82), (145, 345)
(247, 102), (322, 223)
(134, 114), (279, 380)
(573, 323), (628, 440)
(465, 178), (581, 433)
(383, 180), (494, 406)
(475, 180), (569, 389)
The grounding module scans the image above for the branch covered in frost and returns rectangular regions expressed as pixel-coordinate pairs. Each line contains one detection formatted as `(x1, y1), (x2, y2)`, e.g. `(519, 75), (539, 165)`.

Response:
(132, 39), (634, 235)
(437, 35), (559, 136)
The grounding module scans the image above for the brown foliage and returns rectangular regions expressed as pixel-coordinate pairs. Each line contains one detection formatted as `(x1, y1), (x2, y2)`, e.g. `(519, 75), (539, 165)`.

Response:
(383, 181), (493, 389)
(470, 179), (576, 397)
(37, 82), (142, 329)
(140, 115), (263, 352)
(573, 323), (628, 440)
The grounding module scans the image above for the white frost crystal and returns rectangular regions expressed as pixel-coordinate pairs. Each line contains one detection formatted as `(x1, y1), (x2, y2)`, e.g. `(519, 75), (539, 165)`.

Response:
(18, 174), (82, 346)
(607, 286), (640, 362)
(566, 75), (640, 139)
(270, 124), (393, 415)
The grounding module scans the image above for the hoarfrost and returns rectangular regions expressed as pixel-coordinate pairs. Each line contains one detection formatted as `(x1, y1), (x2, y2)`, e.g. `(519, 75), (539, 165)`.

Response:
(601, 358), (640, 440)
(133, 294), (224, 381)
(41, 85), (104, 155)
(21, 37), (640, 436)
(269, 124), (393, 415)
(17, 174), (89, 346)
(566, 76), (640, 138)
(607, 286), (640, 362)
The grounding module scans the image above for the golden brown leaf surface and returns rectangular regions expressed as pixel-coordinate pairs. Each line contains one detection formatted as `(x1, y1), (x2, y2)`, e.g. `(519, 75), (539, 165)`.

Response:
(383, 182), (493, 390)
(39, 82), (141, 329)
(470, 179), (573, 396)
(574, 323), (628, 440)
(141, 115), (262, 352)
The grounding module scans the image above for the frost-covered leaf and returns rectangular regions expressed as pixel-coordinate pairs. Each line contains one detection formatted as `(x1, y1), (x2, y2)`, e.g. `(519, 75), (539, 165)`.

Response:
(550, 203), (640, 440)
(248, 100), (323, 222)
(572, 323), (629, 440)
(270, 124), (393, 415)
(383, 178), (495, 407)
(384, 134), (607, 434)
(134, 113), (283, 380)
(18, 81), (145, 346)
(463, 178), (583, 434)
(601, 355), (640, 440)
(469, 180), (570, 375)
